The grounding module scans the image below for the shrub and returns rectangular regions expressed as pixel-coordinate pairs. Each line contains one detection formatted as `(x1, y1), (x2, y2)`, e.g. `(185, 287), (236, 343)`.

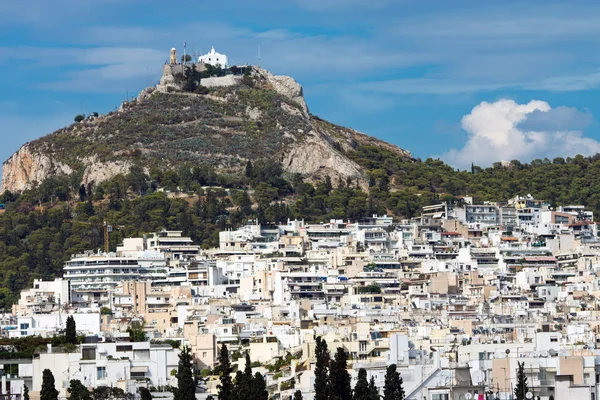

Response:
(195, 85), (210, 95)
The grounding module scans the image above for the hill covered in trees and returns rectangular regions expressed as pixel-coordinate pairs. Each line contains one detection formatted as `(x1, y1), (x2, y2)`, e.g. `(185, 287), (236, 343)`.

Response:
(1, 151), (600, 308)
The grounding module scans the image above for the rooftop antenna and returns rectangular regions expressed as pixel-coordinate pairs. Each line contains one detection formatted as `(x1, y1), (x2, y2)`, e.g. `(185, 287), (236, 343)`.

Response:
(183, 41), (187, 64)
(258, 45), (261, 66)
(58, 294), (62, 328)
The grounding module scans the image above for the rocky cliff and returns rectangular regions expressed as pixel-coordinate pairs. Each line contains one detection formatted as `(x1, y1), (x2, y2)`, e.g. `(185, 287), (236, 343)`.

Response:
(1, 67), (412, 193)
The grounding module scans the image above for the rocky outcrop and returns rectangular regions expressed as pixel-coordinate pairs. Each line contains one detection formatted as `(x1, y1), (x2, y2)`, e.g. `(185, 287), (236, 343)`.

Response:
(80, 158), (132, 187)
(1, 144), (73, 193)
(1, 66), (412, 193)
(283, 132), (362, 179)
(254, 67), (309, 116)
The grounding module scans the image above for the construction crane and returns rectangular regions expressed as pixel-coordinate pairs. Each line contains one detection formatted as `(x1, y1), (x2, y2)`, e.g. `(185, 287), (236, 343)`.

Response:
(66, 219), (114, 253)
(103, 221), (113, 253)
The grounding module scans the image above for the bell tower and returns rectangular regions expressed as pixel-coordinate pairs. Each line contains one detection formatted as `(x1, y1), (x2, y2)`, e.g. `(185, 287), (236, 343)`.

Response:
(169, 48), (177, 65)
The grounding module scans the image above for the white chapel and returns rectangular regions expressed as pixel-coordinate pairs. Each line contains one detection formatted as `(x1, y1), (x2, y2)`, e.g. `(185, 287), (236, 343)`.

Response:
(198, 47), (228, 68)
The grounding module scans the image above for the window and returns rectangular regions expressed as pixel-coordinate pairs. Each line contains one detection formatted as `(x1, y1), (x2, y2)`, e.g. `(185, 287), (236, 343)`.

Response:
(131, 371), (146, 380)
(550, 337), (558, 343)
(202, 352), (207, 358)
(82, 347), (96, 360)
(97, 366), (107, 379)
(116, 345), (133, 352)
(432, 394), (449, 400)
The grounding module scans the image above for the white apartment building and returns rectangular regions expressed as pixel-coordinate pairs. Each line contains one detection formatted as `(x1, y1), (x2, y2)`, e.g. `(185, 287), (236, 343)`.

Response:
(63, 250), (167, 308)
(32, 342), (179, 397)
(13, 278), (70, 316)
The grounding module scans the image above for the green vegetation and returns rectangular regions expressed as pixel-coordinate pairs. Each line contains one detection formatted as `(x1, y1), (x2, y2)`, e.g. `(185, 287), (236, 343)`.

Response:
(216, 344), (233, 400)
(41, 369), (59, 400)
(65, 315), (77, 344)
(383, 364), (405, 400)
(1, 151), (600, 308)
(514, 361), (529, 400)
(329, 348), (351, 400)
(127, 321), (146, 342)
(314, 337), (329, 400)
(68, 380), (91, 400)
(356, 284), (381, 294)
(174, 346), (195, 400)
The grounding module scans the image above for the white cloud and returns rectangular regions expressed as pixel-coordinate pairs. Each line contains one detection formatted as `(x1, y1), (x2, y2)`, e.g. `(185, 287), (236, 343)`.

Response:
(441, 99), (600, 169)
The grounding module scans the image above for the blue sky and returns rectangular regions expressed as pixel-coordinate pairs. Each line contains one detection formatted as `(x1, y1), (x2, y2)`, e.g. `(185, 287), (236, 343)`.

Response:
(2, 0), (600, 171)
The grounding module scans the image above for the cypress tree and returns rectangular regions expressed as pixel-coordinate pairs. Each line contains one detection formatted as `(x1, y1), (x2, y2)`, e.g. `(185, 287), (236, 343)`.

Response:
(514, 361), (529, 400)
(368, 376), (379, 400)
(139, 387), (152, 400)
(40, 369), (59, 400)
(353, 369), (370, 400)
(23, 385), (29, 400)
(67, 380), (91, 400)
(383, 364), (404, 400)
(232, 371), (244, 400)
(293, 390), (303, 400)
(245, 161), (254, 180)
(329, 348), (351, 400)
(233, 351), (253, 400)
(217, 344), (233, 400)
(249, 372), (268, 400)
(314, 337), (330, 400)
(65, 315), (77, 345)
(174, 346), (196, 400)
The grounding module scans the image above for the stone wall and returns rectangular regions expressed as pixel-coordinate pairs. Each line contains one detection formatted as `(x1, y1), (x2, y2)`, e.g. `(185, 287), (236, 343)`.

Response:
(200, 75), (242, 88)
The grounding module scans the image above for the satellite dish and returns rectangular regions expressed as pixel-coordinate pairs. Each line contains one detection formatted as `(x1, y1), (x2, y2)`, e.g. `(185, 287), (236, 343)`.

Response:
(472, 370), (485, 384)
(116, 373), (122, 380)
(465, 394), (473, 400)
(548, 349), (558, 356)
(526, 392), (533, 399)
(494, 350), (506, 359)
(541, 350), (549, 357)
(505, 349), (511, 355)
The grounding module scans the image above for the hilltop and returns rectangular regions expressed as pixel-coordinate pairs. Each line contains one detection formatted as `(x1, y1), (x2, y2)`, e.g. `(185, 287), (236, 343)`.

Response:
(1, 66), (412, 193)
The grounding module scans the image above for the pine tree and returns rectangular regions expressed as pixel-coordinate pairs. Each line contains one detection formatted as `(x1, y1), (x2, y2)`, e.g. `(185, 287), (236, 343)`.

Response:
(23, 385), (29, 400)
(314, 337), (330, 400)
(329, 348), (351, 400)
(514, 361), (529, 400)
(40, 369), (59, 400)
(353, 369), (370, 400)
(368, 376), (379, 400)
(217, 344), (233, 400)
(249, 372), (268, 400)
(65, 315), (77, 345)
(174, 346), (196, 400)
(383, 364), (404, 400)
(293, 390), (303, 400)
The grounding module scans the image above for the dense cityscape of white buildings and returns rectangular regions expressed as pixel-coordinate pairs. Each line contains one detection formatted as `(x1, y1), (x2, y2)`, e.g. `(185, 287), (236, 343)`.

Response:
(5, 194), (600, 399)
